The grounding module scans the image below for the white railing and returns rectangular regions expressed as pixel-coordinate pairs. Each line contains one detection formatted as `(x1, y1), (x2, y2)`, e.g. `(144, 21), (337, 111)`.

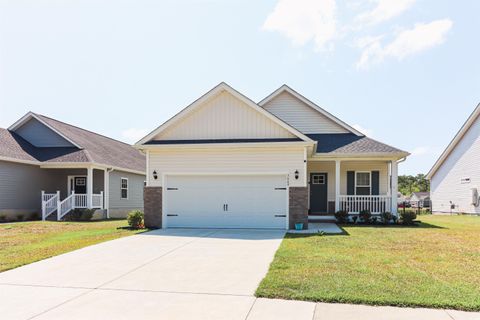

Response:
(59, 194), (75, 220)
(41, 191), (104, 221)
(42, 191), (59, 220)
(74, 193), (88, 208)
(92, 192), (104, 209)
(339, 195), (392, 214)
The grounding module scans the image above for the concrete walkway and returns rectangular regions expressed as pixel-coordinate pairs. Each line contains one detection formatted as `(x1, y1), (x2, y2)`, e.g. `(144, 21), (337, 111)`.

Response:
(0, 228), (478, 320)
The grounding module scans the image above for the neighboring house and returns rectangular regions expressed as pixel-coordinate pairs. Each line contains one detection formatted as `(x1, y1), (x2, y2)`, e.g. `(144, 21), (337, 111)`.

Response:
(409, 192), (430, 208)
(0, 112), (145, 221)
(135, 83), (409, 230)
(427, 103), (480, 214)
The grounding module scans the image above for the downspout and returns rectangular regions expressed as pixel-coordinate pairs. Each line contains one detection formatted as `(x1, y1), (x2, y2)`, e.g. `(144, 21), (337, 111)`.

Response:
(105, 168), (115, 219)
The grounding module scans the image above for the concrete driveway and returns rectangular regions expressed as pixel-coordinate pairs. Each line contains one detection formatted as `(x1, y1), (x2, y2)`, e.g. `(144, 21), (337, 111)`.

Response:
(0, 228), (291, 320)
(1, 228), (478, 320)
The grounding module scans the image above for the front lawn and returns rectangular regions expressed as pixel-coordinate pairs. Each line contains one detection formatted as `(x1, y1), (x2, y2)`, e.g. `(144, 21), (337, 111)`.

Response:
(256, 215), (480, 311)
(0, 220), (146, 272)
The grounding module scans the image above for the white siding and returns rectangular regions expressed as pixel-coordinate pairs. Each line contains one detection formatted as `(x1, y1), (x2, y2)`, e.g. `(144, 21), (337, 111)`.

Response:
(262, 91), (349, 134)
(155, 91), (296, 140)
(431, 114), (480, 214)
(148, 147), (306, 188)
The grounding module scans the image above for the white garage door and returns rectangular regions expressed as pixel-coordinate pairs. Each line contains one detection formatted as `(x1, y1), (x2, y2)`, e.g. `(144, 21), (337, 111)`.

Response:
(165, 175), (287, 229)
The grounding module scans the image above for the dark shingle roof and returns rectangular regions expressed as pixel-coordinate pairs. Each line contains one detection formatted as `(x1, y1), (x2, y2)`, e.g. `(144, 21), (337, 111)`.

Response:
(1, 114), (145, 173)
(307, 133), (408, 155)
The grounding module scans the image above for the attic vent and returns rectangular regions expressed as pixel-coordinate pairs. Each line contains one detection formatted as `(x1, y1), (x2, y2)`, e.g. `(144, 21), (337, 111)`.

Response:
(461, 178), (471, 184)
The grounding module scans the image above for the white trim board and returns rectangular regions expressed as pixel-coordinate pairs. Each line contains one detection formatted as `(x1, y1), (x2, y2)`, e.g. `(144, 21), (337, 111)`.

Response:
(258, 84), (364, 137)
(135, 82), (313, 146)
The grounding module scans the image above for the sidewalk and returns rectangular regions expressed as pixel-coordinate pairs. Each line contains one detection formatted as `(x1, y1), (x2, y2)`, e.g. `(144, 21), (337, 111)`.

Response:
(247, 298), (480, 320)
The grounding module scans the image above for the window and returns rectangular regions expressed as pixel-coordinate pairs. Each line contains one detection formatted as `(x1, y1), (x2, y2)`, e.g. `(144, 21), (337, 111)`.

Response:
(355, 172), (371, 195)
(121, 178), (128, 199)
(312, 174), (325, 184)
(76, 177), (86, 186)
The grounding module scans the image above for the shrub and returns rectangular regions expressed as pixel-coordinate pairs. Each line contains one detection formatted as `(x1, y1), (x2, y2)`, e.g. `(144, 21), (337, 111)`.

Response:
(0, 214), (6, 222)
(28, 212), (40, 221)
(400, 210), (417, 225)
(65, 209), (95, 221)
(371, 216), (378, 224)
(16, 213), (25, 221)
(352, 216), (358, 224)
(127, 210), (144, 229)
(334, 210), (349, 223)
(381, 212), (393, 225)
(359, 210), (372, 223)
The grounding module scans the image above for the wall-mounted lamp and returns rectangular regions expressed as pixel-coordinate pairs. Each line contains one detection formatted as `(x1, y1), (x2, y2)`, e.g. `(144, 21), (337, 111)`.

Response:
(294, 170), (299, 180)
(153, 170), (158, 180)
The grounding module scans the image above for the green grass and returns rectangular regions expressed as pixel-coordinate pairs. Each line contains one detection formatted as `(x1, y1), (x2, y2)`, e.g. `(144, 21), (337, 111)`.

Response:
(256, 215), (480, 311)
(0, 220), (146, 272)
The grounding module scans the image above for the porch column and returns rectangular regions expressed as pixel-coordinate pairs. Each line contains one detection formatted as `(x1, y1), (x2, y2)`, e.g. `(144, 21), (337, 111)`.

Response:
(391, 160), (398, 216)
(87, 167), (93, 209)
(104, 169), (109, 218)
(335, 160), (341, 212)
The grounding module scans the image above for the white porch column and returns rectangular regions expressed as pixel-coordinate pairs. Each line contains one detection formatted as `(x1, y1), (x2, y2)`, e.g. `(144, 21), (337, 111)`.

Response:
(104, 169), (110, 218)
(391, 160), (398, 215)
(87, 167), (93, 209)
(335, 160), (341, 212)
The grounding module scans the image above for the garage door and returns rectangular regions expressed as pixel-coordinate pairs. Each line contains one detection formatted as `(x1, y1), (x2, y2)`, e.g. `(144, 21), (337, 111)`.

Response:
(165, 175), (287, 229)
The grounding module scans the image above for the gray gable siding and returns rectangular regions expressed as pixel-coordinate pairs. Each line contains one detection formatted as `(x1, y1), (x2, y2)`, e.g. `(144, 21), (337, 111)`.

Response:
(14, 118), (75, 147)
(109, 170), (144, 210)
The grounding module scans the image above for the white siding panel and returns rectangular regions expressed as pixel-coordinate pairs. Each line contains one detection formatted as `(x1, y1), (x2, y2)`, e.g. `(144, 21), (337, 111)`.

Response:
(262, 91), (349, 134)
(431, 114), (480, 214)
(155, 91), (295, 140)
(148, 147), (306, 187)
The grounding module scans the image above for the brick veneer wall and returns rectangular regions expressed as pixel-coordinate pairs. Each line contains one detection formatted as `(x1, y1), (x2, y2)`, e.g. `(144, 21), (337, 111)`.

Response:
(144, 187), (162, 228)
(289, 187), (309, 230)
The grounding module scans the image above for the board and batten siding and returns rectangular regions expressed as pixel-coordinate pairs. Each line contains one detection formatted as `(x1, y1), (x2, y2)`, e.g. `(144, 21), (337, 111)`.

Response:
(154, 91), (296, 140)
(261, 91), (349, 134)
(0, 160), (51, 213)
(431, 113), (480, 214)
(108, 170), (144, 211)
(147, 147), (307, 188)
(14, 118), (74, 147)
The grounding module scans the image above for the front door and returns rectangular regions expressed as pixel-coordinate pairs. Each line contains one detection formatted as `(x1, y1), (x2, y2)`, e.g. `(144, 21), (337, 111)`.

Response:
(310, 173), (328, 213)
(73, 177), (87, 194)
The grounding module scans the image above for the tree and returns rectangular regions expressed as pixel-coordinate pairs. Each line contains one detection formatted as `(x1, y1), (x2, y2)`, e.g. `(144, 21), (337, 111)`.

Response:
(398, 174), (430, 196)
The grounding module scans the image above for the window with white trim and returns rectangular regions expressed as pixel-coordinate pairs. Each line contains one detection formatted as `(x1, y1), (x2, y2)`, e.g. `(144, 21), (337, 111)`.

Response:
(355, 172), (371, 195)
(312, 174), (325, 185)
(121, 178), (128, 199)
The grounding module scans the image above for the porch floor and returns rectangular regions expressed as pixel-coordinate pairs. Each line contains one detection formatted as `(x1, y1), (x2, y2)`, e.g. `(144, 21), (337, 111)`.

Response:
(288, 223), (343, 235)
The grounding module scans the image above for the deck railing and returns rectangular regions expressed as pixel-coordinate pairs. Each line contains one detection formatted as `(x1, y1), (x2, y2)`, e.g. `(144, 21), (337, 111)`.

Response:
(338, 195), (392, 214)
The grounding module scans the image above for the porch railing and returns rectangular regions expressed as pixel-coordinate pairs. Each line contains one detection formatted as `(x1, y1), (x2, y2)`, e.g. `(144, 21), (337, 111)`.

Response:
(41, 191), (59, 220)
(41, 191), (104, 221)
(339, 195), (392, 214)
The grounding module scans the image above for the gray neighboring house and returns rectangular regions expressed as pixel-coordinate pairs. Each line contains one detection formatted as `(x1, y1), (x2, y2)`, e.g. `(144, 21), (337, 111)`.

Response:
(0, 112), (145, 220)
(409, 192), (430, 208)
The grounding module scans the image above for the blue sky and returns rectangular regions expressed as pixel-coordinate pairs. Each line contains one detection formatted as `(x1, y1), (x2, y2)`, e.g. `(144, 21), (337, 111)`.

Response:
(0, 0), (478, 175)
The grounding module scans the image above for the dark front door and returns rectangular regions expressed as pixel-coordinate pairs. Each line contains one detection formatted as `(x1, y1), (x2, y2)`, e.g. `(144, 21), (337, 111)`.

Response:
(310, 173), (328, 213)
(74, 177), (87, 194)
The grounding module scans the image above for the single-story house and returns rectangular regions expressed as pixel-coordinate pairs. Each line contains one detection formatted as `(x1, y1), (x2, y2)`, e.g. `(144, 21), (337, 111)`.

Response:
(427, 103), (480, 214)
(0, 112), (145, 221)
(409, 192), (430, 208)
(136, 83), (409, 229)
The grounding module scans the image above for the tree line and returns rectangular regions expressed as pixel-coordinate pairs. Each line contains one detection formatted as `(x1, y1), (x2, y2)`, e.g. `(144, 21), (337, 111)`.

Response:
(398, 174), (430, 196)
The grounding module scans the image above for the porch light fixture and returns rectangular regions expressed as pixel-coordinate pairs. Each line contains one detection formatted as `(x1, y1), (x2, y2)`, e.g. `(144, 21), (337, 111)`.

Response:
(153, 170), (158, 180)
(294, 170), (299, 180)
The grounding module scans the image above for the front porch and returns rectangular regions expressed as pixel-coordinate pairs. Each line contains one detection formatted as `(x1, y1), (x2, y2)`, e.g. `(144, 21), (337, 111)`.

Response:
(40, 167), (108, 221)
(307, 159), (399, 217)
